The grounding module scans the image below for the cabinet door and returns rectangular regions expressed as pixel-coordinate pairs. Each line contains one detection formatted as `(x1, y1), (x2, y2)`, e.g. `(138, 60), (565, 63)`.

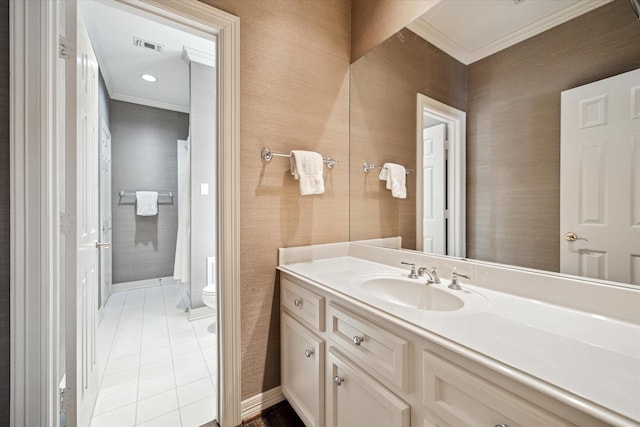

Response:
(327, 349), (410, 427)
(282, 313), (324, 427)
(423, 351), (573, 427)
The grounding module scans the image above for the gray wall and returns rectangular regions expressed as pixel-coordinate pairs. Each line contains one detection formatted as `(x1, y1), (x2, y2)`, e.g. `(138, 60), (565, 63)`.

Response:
(110, 100), (189, 283)
(0, 0), (9, 422)
(189, 62), (217, 308)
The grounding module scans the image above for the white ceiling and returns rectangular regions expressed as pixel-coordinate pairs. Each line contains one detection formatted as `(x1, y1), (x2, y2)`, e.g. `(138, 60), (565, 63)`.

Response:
(407, 0), (613, 65)
(81, 0), (216, 113)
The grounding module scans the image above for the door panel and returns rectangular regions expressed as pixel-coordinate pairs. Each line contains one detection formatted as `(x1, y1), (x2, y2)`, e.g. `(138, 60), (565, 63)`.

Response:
(65, 2), (100, 424)
(560, 68), (640, 285)
(421, 123), (446, 254)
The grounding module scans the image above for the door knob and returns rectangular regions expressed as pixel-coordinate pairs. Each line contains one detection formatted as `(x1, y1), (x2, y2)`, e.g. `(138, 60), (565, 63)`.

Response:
(96, 241), (111, 249)
(564, 232), (587, 242)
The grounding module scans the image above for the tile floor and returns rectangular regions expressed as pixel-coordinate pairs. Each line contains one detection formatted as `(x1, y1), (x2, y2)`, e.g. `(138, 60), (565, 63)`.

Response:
(90, 283), (217, 427)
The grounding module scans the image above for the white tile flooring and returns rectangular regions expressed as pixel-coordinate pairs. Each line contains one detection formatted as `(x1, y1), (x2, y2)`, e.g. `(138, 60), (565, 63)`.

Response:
(91, 284), (217, 427)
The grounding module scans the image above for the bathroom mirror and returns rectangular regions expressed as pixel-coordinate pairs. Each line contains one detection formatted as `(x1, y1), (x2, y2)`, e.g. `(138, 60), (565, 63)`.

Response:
(349, 0), (640, 287)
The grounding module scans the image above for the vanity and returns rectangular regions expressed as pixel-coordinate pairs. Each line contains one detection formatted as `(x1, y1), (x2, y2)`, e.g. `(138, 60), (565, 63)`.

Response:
(278, 242), (640, 427)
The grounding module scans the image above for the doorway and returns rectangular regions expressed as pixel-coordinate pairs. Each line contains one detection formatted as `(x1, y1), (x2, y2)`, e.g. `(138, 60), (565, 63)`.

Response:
(9, 0), (240, 426)
(416, 93), (466, 257)
(77, 1), (218, 425)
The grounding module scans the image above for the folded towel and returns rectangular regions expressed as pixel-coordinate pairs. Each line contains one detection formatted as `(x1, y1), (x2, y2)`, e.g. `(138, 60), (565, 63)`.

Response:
(136, 191), (159, 216)
(290, 150), (325, 195)
(379, 163), (406, 199)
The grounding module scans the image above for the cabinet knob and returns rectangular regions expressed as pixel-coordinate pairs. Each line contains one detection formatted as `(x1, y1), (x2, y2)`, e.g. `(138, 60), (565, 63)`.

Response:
(495, 424), (509, 427)
(293, 298), (302, 307)
(334, 376), (344, 386)
(304, 348), (314, 358)
(352, 335), (364, 346)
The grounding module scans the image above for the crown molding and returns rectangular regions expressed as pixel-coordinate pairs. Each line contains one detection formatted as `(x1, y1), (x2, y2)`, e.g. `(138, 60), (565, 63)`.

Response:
(182, 45), (216, 67)
(408, 0), (614, 65)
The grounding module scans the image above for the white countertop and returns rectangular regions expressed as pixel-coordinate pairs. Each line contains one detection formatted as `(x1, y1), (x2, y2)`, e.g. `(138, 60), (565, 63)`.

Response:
(278, 256), (640, 424)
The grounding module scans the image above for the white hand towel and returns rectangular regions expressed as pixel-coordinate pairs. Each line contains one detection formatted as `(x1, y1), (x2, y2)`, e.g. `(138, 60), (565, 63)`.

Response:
(136, 191), (159, 216)
(290, 150), (325, 195)
(379, 163), (406, 199)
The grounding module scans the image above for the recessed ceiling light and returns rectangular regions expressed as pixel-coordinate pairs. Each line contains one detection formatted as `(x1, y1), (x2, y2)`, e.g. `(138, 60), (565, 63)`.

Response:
(141, 74), (157, 82)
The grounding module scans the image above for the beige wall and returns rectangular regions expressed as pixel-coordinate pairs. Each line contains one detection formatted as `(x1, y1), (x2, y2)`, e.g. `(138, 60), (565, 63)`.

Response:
(351, 0), (433, 62)
(350, 29), (466, 249)
(200, 0), (351, 400)
(466, 0), (640, 271)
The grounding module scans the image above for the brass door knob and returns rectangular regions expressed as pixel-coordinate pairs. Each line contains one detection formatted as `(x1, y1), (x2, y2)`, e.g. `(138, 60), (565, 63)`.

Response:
(564, 232), (587, 242)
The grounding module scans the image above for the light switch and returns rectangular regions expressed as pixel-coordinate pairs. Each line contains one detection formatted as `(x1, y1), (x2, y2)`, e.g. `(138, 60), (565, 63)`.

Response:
(200, 183), (209, 195)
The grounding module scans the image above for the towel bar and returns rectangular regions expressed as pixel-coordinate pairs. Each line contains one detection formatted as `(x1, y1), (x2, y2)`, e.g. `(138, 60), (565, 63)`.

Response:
(363, 162), (413, 175)
(119, 190), (174, 199)
(261, 147), (338, 169)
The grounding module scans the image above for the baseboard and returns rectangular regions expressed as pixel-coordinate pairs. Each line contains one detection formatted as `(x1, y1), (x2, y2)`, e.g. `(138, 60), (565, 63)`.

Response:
(111, 276), (175, 292)
(188, 306), (216, 321)
(240, 386), (284, 421)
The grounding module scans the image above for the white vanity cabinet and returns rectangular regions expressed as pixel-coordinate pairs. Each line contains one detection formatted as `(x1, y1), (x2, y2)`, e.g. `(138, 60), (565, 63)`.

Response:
(327, 349), (410, 427)
(281, 279), (325, 427)
(280, 272), (610, 427)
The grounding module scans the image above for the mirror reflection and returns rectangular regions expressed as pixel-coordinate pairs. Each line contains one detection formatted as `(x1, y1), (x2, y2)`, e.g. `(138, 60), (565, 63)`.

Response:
(349, 0), (640, 286)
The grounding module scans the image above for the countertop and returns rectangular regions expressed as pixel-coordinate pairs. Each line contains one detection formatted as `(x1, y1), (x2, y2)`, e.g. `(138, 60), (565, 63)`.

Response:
(278, 256), (640, 425)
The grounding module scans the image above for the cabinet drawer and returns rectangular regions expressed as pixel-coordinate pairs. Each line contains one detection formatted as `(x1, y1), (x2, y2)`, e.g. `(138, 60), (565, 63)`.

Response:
(328, 348), (410, 427)
(328, 303), (409, 392)
(423, 351), (573, 427)
(281, 313), (324, 427)
(282, 277), (325, 331)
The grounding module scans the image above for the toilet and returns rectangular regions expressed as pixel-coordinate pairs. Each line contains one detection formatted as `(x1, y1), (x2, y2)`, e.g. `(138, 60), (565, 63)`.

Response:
(202, 256), (217, 314)
(202, 285), (217, 313)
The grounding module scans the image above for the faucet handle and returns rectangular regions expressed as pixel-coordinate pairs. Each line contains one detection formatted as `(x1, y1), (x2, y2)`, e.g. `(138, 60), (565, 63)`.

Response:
(449, 267), (469, 290)
(452, 267), (470, 280)
(401, 261), (418, 279)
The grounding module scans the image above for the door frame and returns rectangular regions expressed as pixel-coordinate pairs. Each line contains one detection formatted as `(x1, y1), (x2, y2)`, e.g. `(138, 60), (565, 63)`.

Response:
(9, 0), (241, 426)
(416, 93), (466, 257)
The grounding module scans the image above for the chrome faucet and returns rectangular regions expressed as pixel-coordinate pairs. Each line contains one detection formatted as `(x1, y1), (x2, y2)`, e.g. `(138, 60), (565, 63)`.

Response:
(449, 268), (470, 290)
(417, 267), (441, 285)
(401, 261), (418, 279)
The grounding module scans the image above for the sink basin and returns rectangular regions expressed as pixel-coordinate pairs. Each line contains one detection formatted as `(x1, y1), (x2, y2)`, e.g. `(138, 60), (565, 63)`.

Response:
(353, 274), (464, 311)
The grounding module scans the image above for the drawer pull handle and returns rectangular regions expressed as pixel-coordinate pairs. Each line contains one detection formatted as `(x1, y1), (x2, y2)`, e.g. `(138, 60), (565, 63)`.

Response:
(304, 349), (314, 358)
(293, 298), (302, 307)
(334, 376), (344, 386)
(352, 335), (364, 346)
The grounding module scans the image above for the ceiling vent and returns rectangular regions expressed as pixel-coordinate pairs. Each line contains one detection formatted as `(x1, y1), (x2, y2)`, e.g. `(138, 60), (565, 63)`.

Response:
(133, 37), (163, 52)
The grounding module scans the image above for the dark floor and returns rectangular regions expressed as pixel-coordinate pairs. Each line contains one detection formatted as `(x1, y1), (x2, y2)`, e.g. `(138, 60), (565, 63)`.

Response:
(200, 400), (304, 427)
(241, 400), (305, 427)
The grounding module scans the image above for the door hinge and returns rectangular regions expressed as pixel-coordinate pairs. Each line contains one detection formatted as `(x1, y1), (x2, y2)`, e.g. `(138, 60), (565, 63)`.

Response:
(444, 209), (450, 219)
(59, 35), (74, 59)
(60, 386), (73, 412)
(60, 212), (73, 235)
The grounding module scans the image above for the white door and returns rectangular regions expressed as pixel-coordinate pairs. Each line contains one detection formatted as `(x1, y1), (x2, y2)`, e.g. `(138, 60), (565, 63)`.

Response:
(99, 122), (112, 308)
(560, 67), (640, 285)
(420, 123), (447, 254)
(64, 1), (101, 424)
